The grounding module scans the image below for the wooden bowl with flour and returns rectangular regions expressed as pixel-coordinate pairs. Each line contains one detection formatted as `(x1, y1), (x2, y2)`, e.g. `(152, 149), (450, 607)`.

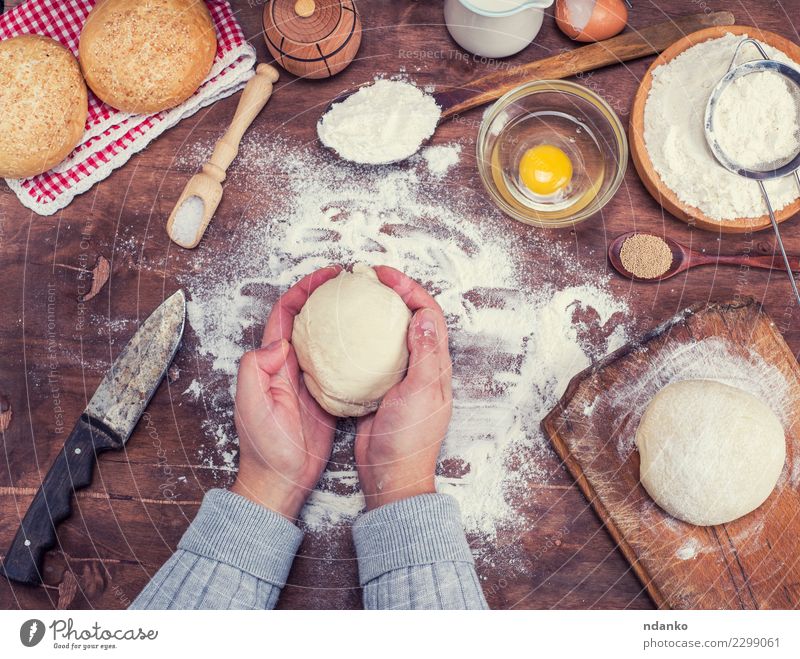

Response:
(630, 26), (800, 234)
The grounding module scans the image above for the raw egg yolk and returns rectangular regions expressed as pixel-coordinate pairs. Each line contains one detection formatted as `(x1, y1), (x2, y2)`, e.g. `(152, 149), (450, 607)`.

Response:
(518, 144), (573, 196)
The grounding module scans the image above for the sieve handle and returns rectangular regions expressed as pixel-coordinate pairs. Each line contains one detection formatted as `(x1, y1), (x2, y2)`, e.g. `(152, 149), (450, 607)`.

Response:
(727, 38), (770, 73)
(758, 181), (800, 306)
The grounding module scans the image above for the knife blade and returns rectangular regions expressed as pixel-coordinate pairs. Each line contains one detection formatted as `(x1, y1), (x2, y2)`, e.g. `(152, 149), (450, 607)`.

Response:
(1, 290), (186, 585)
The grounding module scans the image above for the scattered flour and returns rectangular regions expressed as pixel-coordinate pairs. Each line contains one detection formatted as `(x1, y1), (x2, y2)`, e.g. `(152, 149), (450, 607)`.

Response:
(317, 79), (442, 165)
(583, 396), (598, 417)
(644, 33), (800, 220)
(675, 537), (701, 560)
(183, 379), (202, 401)
(178, 134), (629, 548)
(420, 143), (462, 177)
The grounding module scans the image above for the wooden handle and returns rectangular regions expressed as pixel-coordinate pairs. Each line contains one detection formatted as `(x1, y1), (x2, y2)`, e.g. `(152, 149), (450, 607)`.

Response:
(438, 11), (735, 119)
(206, 63), (280, 182)
(712, 252), (800, 271)
(1, 416), (118, 585)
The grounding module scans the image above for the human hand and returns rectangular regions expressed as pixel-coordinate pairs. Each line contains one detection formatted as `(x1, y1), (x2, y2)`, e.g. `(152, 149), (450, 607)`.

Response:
(231, 266), (342, 521)
(355, 266), (453, 510)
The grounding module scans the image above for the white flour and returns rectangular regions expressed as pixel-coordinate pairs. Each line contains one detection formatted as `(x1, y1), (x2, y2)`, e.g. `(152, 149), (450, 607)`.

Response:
(421, 144), (462, 177)
(715, 70), (800, 170)
(183, 379), (202, 400)
(177, 134), (629, 547)
(644, 33), (800, 220)
(317, 79), (442, 165)
(675, 537), (700, 560)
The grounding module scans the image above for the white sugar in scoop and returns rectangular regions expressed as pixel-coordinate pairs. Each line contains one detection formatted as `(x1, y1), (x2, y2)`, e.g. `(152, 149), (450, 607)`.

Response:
(167, 64), (279, 249)
(317, 79), (442, 165)
(170, 195), (206, 246)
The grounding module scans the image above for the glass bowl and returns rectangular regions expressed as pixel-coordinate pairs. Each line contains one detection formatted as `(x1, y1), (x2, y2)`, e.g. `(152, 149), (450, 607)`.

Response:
(477, 80), (628, 228)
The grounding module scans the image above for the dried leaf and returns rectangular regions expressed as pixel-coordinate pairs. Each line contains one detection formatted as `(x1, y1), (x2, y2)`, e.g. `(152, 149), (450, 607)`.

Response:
(56, 570), (78, 610)
(0, 395), (11, 433)
(78, 255), (111, 303)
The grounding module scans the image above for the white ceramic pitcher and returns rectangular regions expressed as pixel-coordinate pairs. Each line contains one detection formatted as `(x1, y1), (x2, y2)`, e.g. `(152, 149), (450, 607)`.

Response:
(444, 0), (554, 58)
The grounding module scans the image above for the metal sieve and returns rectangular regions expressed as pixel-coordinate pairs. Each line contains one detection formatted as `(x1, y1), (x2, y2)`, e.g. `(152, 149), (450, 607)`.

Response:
(704, 38), (800, 306)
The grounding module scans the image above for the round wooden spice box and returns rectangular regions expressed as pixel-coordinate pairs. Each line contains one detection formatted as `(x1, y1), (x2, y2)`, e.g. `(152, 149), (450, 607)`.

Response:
(263, 0), (362, 79)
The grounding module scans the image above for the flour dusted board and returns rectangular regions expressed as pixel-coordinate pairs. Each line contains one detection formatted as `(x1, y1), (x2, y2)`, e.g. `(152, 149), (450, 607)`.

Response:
(542, 299), (800, 609)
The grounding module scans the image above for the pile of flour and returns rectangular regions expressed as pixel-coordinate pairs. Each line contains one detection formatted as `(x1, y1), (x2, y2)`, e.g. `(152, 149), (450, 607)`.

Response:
(715, 69), (800, 170)
(644, 33), (800, 221)
(177, 135), (629, 547)
(317, 79), (441, 165)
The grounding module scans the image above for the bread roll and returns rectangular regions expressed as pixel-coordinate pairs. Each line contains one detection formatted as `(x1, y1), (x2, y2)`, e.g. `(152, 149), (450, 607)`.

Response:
(0, 35), (88, 179)
(79, 0), (217, 114)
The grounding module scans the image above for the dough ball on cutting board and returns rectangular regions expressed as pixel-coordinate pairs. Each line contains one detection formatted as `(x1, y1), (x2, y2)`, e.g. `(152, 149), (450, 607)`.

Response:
(293, 265), (412, 418)
(79, 0), (217, 114)
(0, 35), (88, 178)
(636, 379), (786, 526)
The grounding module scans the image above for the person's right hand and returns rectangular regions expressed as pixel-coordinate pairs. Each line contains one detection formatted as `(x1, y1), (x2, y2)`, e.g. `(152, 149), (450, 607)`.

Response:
(231, 266), (342, 521)
(354, 266), (453, 510)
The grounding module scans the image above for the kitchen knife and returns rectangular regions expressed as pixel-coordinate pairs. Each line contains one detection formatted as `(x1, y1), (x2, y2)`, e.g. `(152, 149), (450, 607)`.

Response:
(1, 290), (186, 585)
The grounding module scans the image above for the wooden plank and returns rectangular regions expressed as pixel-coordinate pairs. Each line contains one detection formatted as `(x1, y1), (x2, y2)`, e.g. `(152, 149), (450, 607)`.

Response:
(543, 299), (800, 609)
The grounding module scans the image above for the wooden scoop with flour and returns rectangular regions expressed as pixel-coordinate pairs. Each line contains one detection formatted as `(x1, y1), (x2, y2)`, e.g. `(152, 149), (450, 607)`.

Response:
(167, 63), (280, 248)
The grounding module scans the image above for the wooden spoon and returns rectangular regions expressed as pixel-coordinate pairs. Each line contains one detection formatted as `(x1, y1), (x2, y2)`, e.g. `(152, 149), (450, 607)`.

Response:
(167, 63), (280, 249)
(320, 11), (734, 163)
(608, 232), (800, 282)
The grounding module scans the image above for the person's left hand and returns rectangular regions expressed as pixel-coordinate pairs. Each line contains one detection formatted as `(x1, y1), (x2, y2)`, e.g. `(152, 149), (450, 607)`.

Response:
(230, 266), (341, 521)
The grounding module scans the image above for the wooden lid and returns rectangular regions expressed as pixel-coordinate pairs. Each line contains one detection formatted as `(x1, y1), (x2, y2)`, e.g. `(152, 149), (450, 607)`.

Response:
(274, 0), (342, 43)
(263, 0), (361, 78)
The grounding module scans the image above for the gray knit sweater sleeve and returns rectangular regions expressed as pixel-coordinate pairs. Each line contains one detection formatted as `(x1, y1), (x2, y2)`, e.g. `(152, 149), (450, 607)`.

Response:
(130, 489), (302, 610)
(352, 494), (488, 610)
(131, 490), (487, 610)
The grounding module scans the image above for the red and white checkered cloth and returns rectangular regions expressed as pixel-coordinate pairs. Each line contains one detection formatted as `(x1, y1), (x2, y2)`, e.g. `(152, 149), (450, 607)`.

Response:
(1, 0), (256, 215)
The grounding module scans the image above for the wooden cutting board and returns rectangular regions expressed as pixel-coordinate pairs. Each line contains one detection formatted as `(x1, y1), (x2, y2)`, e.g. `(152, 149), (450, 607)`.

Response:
(542, 298), (800, 609)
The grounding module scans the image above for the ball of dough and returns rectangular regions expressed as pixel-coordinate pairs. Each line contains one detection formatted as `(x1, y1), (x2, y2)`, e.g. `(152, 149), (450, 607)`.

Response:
(293, 265), (412, 417)
(636, 379), (786, 526)
(79, 0), (217, 114)
(0, 35), (88, 178)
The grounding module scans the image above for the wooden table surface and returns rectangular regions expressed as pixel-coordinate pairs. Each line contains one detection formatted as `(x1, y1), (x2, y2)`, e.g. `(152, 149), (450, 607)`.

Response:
(1, 0), (799, 610)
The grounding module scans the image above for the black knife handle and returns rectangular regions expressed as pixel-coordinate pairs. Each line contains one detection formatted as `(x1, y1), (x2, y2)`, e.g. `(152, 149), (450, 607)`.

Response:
(1, 415), (120, 585)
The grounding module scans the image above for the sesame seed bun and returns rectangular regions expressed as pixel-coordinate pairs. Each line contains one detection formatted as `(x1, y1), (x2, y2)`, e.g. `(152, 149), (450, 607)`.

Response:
(79, 0), (217, 114)
(0, 35), (88, 179)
